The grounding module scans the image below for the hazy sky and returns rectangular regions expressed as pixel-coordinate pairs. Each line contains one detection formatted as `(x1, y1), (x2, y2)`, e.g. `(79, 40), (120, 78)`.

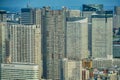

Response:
(0, 0), (120, 11)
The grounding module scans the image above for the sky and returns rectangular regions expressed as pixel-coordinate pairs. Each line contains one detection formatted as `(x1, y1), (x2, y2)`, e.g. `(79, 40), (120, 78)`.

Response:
(0, 0), (120, 12)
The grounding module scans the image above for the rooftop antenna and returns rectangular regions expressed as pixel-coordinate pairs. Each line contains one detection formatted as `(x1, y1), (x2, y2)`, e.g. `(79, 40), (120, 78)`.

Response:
(27, 0), (30, 8)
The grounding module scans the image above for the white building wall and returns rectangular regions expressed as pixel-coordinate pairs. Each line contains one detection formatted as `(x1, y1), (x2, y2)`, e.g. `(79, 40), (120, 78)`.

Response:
(67, 18), (88, 60)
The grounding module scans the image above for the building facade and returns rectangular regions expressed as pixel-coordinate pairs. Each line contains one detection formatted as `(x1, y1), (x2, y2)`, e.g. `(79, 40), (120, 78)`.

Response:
(0, 22), (6, 63)
(7, 24), (42, 79)
(113, 6), (120, 28)
(67, 10), (81, 17)
(42, 7), (66, 80)
(0, 10), (7, 22)
(21, 8), (41, 25)
(113, 44), (120, 58)
(66, 18), (89, 60)
(0, 63), (39, 80)
(61, 58), (82, 80)
(91, 12), (113, 58)
(92, 58), (113, 68)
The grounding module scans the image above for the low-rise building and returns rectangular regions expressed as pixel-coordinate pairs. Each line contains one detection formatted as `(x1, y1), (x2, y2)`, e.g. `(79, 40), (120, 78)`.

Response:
(0, 63), (39, 80)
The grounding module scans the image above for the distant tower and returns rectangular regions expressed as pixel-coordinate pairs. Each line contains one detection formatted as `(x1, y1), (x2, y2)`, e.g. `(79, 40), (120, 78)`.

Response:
(21, 8), (34, 25)
(21, 8), (41, 25)
(21, 0), (41, 25)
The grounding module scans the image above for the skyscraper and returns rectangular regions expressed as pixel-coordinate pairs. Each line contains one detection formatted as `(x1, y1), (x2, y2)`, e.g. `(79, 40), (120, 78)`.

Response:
(42, 7), (66, 80)
(7, 23), (42, 79)
(66, 17), (89, 60)
(91, 11), (113, 59)
(82, 4), (103, 56)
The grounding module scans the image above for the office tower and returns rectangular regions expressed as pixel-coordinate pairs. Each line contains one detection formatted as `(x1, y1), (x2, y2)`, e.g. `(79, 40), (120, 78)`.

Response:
(0, 63), (39, 80)
(21, 8), (41, 25)
(66, 18), (88, 60)
(42, 7), (66, 80)
(7, 24), (42, 79)
(21, 8), (34, 24)
(0, 10), (7, 22)
(113, 44), (120, 58)
(91, 11), (113, 59)
(113, 6), (120, 28)
(0, 22), (6, 63)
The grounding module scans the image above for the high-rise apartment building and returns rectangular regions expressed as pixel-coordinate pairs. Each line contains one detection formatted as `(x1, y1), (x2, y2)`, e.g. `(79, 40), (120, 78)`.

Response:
(42, 7), (66, 80)
(66, 18), (89, 60)
(21, 8), (41, 25)
(7, 23), (42, 79)
(91, 11), (113, 58)
(0, 22), (6, 63)
(0, 10), (7, 22)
